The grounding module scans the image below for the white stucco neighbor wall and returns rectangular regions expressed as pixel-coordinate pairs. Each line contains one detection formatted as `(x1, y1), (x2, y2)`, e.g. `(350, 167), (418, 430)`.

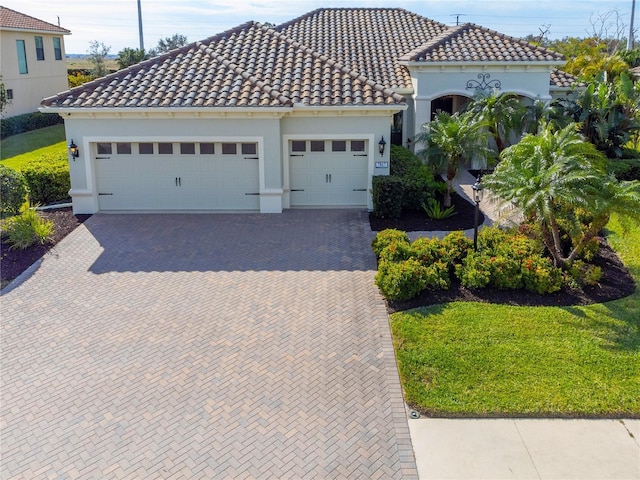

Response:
(405, 63), (561, 138)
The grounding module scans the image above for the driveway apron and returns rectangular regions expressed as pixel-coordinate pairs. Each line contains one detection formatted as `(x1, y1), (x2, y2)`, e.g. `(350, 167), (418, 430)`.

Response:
(1, 210), (417, 479)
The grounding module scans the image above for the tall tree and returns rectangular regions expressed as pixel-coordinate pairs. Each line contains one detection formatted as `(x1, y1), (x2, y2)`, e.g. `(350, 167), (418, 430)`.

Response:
(149, 34), (188, 56)
(87, 40), (111, 78)
(116, 47), (147, 69)
(0, 75), (9, 114)
(415, 111), (493, 207)
(483, 123), (640, 267)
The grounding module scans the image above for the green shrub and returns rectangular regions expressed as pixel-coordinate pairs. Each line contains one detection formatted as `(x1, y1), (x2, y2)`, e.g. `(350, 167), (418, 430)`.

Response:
(606, 159), (640, 181)
(2, 206), (54, 249)
(372, 175), (404, 219)
(568, 260), (603, 287)
(409, 237), (447, 264)
(22, 162), (71, 205)
(390, 145), (423, 177)
(488, 255), (524, 289)
(379, 240), (413, 263)
(375, 258), (430, 301)
(521, 256), (564, 294)
(401, 164), (437, 211)
(455, 251), (492, 288)
(440, 231), (473, 265)
(0, 165), (27, 216)
(423, 261), (451, 290)
(371, 229), (410, 258)
(1, 112), (63, 139)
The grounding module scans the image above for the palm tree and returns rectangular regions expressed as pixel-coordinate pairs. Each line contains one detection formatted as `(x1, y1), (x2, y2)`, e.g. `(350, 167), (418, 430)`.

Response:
(415, 111), (493, 207)
(483, 122), (640, 267)
(466, 91), (527, 154)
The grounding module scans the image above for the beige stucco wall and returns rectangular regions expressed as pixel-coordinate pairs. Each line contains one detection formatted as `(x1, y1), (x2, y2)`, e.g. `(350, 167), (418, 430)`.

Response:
(407, 63), (560, 138)
(61, 113), (284, 213)
(1, 29), (68, 117)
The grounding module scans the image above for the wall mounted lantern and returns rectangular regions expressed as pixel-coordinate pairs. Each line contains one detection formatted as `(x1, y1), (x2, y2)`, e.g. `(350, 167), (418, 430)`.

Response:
(68, 140), (79, 159)
(378, 136), (386, 156)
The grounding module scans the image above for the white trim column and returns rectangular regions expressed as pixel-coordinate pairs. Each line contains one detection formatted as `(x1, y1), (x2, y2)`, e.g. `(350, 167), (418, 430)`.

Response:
(413, 95), (432, 144)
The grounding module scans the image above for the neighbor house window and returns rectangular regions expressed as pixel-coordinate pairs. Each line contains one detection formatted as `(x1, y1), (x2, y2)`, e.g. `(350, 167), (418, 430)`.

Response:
(139, 143), (154, 154)
(180, 143), (195, 154)
(222, 143), (237, 155)
(116, 143), (132, 154)
(16, 40), (28, 74)
(35, 36), (45, 60)
(158, 143), (173, 154)
(199, 143), (214, 154)
(53, 37), (62, 60)
(241, 143), (257, 155)
(6, 89), (13, 100)
(97, 143), (112, 155)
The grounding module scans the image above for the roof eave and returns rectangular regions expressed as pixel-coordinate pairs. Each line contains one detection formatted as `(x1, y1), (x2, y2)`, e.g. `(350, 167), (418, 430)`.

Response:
(399, 60), (566, 68)
(1, 26), (71, 35)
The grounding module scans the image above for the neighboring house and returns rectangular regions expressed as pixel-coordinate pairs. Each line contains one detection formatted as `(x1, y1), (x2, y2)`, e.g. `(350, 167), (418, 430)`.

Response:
(0, 6), (70, 117)
(40, 8), (573, 215)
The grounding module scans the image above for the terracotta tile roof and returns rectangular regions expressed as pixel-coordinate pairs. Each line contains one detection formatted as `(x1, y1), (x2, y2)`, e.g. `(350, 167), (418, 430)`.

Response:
(0, 6), (70, 34)
(550, 68), (579, 88)
(399, 23), (564, 63)
(277, 8), (449, 90)
(42, 22), (403, 109)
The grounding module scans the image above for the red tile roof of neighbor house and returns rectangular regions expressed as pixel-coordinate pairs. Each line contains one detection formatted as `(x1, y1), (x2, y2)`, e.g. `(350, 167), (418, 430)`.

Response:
(0, 6), (70, 34)
(41, 8), (570, 110)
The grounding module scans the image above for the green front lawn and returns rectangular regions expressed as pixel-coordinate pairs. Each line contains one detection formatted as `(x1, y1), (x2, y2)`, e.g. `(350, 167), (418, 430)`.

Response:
(391, 214), (640, 417)
(1, 124), (66, 160)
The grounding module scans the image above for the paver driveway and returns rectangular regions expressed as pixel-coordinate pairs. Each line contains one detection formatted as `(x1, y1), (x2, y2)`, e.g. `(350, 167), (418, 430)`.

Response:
(1, 210), (417, 479)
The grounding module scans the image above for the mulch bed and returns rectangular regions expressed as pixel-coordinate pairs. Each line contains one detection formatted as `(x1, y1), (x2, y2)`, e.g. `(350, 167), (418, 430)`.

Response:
(1, 208), (91, 288)
(369, 196), (636, 312)
(369, 193), (483, 232)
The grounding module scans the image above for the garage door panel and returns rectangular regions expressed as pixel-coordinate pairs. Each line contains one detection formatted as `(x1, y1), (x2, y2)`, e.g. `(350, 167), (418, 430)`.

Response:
(95, 144), (259, 211)
(289, 140), (368, 207)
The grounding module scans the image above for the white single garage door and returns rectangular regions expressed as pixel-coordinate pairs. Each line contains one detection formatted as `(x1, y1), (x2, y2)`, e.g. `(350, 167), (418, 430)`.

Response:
(95, 141), (259, 211)
(289, 139), (368, 207)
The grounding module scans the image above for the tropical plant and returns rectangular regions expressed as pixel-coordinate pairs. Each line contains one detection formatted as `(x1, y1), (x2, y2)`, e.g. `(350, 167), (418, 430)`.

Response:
(422, 198), (456, 219)
(466, 91), (527, 153)
(551, 75), (640, 158)
(415, 111), (493, 207)
(2, 205), (53, 250)
(483, 122), (640, 268)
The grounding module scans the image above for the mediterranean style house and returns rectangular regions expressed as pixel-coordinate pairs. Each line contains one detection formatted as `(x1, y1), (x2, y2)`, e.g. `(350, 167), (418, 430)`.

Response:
(1, 6), (70, 117)
(40, 8), (574, 214)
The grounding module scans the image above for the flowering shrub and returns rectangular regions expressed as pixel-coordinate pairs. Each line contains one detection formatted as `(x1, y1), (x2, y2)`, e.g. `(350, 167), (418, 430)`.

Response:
(440, 230), (473, 265)
(521, 256), (564, 294)
(379, 240), (413, 263)
(371, 229), (410, 258)
(568, 260), (603, 286)
(375, 258), (430, 301)
(455, 252), (492, 288)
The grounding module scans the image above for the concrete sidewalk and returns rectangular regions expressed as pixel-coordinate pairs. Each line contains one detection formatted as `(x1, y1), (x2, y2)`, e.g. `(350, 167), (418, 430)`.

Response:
(409, 418), (640, 479)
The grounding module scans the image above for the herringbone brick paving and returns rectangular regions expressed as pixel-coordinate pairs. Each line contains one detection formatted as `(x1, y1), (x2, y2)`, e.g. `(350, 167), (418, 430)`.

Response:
(1, 210), (418, 479)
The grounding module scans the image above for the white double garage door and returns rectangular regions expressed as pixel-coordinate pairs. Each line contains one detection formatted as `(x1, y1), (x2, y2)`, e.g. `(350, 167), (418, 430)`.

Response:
(94, 139), (369, 211)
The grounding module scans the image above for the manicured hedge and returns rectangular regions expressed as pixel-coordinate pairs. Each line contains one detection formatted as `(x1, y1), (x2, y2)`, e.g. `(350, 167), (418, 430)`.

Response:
(0, 165), (27, 216)
(1, 112), (63, 139)
(22, 162), (71, 205)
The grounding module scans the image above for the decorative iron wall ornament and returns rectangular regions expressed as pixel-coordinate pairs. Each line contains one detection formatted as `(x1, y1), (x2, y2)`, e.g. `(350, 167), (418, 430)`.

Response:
(466, 73), (502, 93)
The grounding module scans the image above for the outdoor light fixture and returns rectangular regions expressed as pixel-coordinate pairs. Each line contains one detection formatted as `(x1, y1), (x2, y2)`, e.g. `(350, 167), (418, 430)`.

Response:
(472, 176), (484, 250)
(378, 136), (386, 156)
(68, 140), (79, 159)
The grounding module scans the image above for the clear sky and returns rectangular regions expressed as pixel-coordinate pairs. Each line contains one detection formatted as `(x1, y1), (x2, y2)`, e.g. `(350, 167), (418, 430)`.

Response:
(3, 0), (638, 54)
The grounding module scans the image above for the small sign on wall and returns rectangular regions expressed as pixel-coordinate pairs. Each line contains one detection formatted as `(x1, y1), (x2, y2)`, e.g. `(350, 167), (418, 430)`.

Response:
(375, 161), (388, 168)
